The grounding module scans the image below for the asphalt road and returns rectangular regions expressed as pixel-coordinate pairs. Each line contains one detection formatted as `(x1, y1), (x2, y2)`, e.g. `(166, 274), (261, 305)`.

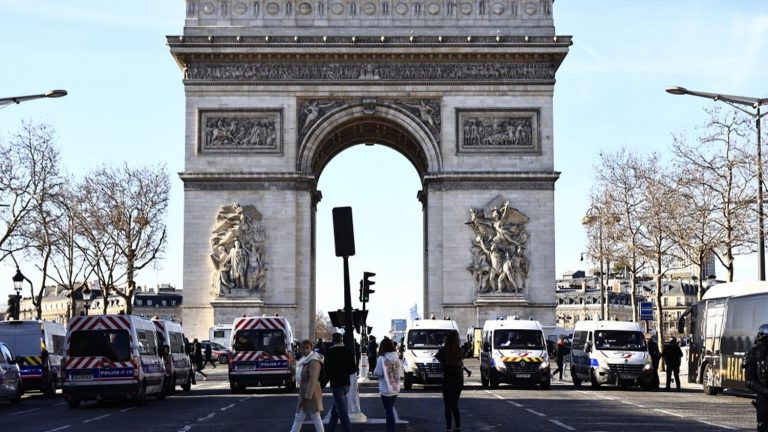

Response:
(1, 360), (755, 432)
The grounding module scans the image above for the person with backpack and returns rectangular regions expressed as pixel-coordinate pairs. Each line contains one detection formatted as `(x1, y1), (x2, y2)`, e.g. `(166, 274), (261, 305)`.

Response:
(373, 338), (403, 432)
(325, 332), (357, 432)
(289, 340), (325, 432)
(204, 342), (217, 368)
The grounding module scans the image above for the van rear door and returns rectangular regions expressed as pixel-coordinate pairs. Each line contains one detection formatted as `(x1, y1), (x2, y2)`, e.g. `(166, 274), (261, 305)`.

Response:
(65, 317), (136, 384)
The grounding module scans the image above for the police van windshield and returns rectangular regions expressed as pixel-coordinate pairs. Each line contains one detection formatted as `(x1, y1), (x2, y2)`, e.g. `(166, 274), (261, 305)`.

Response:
(407, 330), (456, 349)
(494, 330), (544, 349)
(69, 329), (131, 361)
(594, 330), (647, 351)
(233, 329), (286, 355)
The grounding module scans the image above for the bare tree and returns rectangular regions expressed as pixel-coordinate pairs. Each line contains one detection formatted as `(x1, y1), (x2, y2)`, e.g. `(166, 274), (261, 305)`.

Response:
(582, 191), (621, 320)
(78, 164), (169, 314)
(672, 106), (754, 282)
(315, 311), (336, 342)
(594, 149), (649, 321)
(0, 122), (63, 318)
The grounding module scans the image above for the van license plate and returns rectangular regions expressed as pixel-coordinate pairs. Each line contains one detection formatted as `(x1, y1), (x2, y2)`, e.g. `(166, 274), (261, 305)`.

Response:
(237, 365), (255, 371)
(619, 373), (635, 380)
(71, 373), (93, 381)
(515, 373), (531, 378)
(427, 373), (441, 378)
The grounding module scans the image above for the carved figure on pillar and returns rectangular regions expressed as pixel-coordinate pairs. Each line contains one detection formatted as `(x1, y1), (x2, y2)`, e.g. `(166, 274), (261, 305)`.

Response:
(466, 197), (530, 295)
(210, 202), (268, 295)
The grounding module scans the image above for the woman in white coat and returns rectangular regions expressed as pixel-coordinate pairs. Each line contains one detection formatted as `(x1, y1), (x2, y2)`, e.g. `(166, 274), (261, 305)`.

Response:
(289, 340), (325, 432)
(373, 338), (403, 432)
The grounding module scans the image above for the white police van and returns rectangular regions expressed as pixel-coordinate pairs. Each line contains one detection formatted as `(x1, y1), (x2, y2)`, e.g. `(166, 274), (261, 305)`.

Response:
(402, 319), (460, 390)
(228, 316), (295, 393)
(480, 317), (550, 389)
(0, 320), (66, 397)
(62, 314), (167, 407)
(153, 319), (193, 393)
(570, 320), (655, 390)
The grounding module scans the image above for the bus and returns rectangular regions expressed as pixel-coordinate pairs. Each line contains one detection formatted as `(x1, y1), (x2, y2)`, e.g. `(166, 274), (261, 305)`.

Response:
(677, 281), (768, 395)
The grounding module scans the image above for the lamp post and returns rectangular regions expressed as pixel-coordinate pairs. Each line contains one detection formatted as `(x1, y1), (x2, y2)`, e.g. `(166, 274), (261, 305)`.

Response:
(12, 268), (26, 320)
(82, 285), (92, 316)
(0, 90), (67, 109)
(666, 86), (768, 280)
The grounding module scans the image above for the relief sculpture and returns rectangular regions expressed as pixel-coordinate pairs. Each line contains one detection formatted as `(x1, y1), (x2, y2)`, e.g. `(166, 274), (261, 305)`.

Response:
(463, 117), (532, 147)
(200, 110), (282, 153)
(466, 197), (530, 295)
(210, 202), (268, 296)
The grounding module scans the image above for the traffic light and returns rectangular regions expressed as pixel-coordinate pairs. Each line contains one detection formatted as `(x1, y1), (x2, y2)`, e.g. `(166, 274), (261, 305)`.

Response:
(362, 271), (376, 302)
(358, 279), (364, 303)
(5, 295), (20, 320)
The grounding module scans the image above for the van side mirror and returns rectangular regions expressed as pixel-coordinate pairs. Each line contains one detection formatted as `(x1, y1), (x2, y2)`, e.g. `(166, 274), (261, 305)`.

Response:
(585, 342), (592, 353)
(483, 342), (491, 352)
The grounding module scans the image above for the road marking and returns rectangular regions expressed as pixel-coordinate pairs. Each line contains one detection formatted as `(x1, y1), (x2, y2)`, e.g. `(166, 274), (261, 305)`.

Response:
(83, 414), (111, 423)
(238, 397), (250, 402)
(177, 426), (193, 432)
(120, 407), (135, 413)
(493, 394), (505, 400)
(220, 403), (236, 411)
(10, 408), (40, 415)
(44, 426), (70, 432)
(507, 400), (524, 408)
(197, 412), (217, 422)
(549, 419), (576, 431)
(654, 408), (684, 417)
(54, 402), (66, 406)
(698, 420), (736, 430)
(525, 408), (546, 417)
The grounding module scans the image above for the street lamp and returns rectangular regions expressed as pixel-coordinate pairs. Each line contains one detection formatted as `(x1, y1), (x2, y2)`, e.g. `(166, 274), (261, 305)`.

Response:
(11, 267), (28, 320)
(0, 89), (67, 109)
(81, 285), (92, 316)
(666, 86), (768, 280)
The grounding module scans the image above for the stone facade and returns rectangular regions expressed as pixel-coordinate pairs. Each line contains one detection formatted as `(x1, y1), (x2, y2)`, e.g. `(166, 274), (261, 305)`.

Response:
(171, 0), (569, 339)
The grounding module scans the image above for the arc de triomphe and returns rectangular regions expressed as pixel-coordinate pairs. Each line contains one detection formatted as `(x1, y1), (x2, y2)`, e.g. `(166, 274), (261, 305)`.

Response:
(170, 0), (570, 339)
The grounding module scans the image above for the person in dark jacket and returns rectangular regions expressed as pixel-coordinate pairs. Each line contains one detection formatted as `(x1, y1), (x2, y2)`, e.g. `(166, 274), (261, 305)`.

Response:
(191, 339), (208, 381)
(648, 337), (661, 387)
(325, 333), (357, 432)
(204, 343), (217, 368)
(662, 337), (683, 391)
(435, 332), (471, 432)
(744, 323), (768, 432)
(367, 336), (379, 375)
(551, 336), (566, 380)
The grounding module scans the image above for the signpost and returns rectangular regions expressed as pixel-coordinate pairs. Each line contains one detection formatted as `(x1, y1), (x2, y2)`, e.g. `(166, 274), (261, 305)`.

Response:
(639, 301), (654, 334)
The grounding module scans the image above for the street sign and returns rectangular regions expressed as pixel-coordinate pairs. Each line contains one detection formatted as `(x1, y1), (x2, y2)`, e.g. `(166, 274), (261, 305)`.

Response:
(639, 301), (654, 321)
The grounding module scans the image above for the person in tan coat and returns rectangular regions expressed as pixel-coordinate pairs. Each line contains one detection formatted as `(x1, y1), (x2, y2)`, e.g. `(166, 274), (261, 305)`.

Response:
(289, 340), (325, 432)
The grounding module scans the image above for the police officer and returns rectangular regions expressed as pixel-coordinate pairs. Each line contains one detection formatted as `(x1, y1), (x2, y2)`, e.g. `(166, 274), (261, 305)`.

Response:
(744, 323), (768, 432)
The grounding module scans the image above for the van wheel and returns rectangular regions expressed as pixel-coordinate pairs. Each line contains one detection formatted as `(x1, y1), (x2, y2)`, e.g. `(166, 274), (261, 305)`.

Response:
(134, 382), (147, 406)
(43, 375), (56, 397)
(181, 377), (192, 392)
(703, 364), (721, 395)
(571, 367), (582, 387)
(489, 370), (500, 389)
(230, 382), (243, 394)
(540, 378), (551, 390)
(404, 373), (413, 390)
(590, 370), (601, 389)
(156, 383), (166, 401)
(10, 384), (22, 405)
(218, 354), (228, 364)
(285, 379), (296, 392)
(166, 375), (177, 395)
(480, 369), (489, 388)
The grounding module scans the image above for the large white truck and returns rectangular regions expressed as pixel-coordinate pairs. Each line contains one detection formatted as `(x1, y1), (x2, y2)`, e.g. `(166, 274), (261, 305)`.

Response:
(402, 319), (460, 390)
(479, 318), (551, 389)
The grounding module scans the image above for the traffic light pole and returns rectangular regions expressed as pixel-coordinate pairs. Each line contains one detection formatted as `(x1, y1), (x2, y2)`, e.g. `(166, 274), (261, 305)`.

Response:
(342, 256), (354, 359)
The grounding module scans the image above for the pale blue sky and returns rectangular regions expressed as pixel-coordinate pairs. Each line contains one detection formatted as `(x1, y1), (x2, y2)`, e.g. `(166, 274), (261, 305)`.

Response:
(1, 1), (767, 337)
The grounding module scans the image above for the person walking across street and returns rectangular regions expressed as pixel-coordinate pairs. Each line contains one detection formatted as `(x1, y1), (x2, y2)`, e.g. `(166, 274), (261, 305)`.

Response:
(551, 336), (566, 381)
(373, 338), (403, 432)
(326, 332), (357, 432)
(289, 340), (325, 432)
(744, 323), (768, 432)
(367, 336), (379, 376)
(662, 336), (683, 391)
(648, 337), (661, 388)
(204, 342), (217, 368)
(435, 331), (471, 432)
(191, 339), (208, 381)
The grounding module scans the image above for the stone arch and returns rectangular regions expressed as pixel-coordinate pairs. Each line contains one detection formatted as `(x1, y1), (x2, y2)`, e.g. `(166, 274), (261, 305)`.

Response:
(297, 103), (442, 178)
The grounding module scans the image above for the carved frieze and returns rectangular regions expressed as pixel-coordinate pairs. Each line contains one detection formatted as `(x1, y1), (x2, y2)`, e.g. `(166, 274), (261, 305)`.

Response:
(210, 202), (268, 297)
(297, 97), (441, 146)
(185, 63), (556, 83)
(456, 109), (540, 154)
(466, 196), (530, 295)
(199, 110), (282, 154)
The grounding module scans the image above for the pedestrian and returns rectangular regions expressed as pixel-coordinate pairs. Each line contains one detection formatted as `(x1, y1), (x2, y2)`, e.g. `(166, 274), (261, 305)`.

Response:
(373, 338), (403, 432)
(185, 337), (196, 385)
(551, 336), (566, 380)
(648, 337), (661, 387)
(435, 331), (471, 432)
(744, 323), (768, 432)
(315, 338), (327, 356)
(367, 336), (379, 375)
(191, 339), (208, 381)
(289, 340), (325, 432)
(326, 332), (357, 432)
(661, 336), (683, 391)
(204, 342), (217, 368)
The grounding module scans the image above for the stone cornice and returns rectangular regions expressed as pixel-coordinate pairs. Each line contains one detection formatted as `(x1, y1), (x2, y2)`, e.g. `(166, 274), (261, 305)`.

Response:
(179, 171), (317, 190)
(424, 170), (560, 183)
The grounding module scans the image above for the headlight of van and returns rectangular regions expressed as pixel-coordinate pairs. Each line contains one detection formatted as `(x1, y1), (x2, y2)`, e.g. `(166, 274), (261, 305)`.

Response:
(539, 360), (549, 369)
(643, 363), (652, 371)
